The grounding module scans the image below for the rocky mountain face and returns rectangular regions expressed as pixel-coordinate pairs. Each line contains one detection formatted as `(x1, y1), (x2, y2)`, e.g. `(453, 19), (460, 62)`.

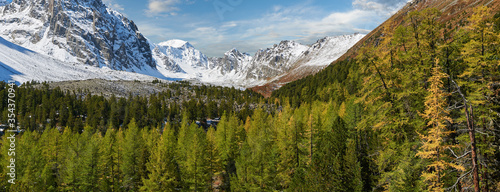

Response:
(0, 0), (154, 71)
(246, 40), (308, 79)
(0, 0), (7, 6)
(209, 48), (252, 75)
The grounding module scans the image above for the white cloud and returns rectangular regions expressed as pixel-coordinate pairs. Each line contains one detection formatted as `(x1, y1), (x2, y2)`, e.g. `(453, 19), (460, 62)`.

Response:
(221, 22), (237, 29)
(146, 0), (181, 17)
(102, 0), (124, 11)
(138, 0), (409, 57)
(353, 0), (411, 15)
(225, 6), (380, 50)
(144, 0), (197, 17)
(273, 5), (282, 12)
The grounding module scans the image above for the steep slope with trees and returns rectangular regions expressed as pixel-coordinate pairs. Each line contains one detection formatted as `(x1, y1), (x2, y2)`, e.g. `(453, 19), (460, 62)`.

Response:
(273, 0), (500, 190)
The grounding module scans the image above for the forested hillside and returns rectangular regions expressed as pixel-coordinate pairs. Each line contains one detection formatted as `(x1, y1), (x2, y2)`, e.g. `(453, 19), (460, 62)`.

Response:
(274, 5), (500, 191)
(1, 3), (500, 192)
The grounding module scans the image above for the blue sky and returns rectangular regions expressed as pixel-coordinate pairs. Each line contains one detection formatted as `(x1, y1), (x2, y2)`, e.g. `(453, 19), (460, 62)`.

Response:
(102, 0), (412, 57)
(16, 0), (409, 57)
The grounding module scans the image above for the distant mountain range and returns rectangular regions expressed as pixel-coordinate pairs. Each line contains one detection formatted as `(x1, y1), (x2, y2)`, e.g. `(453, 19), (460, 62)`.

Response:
(0, 0), (364, 89)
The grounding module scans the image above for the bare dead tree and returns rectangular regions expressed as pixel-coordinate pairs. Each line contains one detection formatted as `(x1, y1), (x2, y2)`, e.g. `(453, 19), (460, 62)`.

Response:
(450, 79), (480, 192)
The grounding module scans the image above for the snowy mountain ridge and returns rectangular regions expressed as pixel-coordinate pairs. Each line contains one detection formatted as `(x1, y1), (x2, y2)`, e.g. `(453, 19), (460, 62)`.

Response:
(151, 34), (364, 88)
(158, 39), (193, 48)
(0, 0), (365, 89)
(294, 34), (365, 67)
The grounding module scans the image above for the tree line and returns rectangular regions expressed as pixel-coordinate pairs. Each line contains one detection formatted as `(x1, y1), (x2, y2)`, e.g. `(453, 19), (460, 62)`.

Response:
(0, 81), (263, 133)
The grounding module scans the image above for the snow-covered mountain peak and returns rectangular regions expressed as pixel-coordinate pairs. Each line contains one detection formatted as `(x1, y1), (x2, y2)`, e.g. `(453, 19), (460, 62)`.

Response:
(152, 38), (211, 78)
(245, 40), (309, 79)
(260, 40), (308, 57)
(224, 48), (251, 58)
(158, 39), (193, 49)
(226, 48), (239, 54)
(275, 40), (302, 48)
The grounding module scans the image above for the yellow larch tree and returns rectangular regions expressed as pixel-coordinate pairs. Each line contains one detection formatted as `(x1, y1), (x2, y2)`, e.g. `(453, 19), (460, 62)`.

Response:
(417, 63), (464, 191)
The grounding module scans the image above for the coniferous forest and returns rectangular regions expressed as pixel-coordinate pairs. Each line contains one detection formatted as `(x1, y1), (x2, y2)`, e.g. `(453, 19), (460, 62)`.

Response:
(1, 6), (500, 192)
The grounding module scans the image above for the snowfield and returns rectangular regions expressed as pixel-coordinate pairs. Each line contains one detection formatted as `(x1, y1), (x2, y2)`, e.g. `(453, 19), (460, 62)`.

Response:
(0, 36), (166, 83)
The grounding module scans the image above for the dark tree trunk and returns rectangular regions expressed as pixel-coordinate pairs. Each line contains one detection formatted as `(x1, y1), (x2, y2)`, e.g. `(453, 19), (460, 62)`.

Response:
(465, 104), (480, 192)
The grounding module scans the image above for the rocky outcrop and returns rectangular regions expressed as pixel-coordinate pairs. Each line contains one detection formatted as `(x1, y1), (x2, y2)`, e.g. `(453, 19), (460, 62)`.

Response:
(246, 40), (308, 79)
(209, 48), (252, 75)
